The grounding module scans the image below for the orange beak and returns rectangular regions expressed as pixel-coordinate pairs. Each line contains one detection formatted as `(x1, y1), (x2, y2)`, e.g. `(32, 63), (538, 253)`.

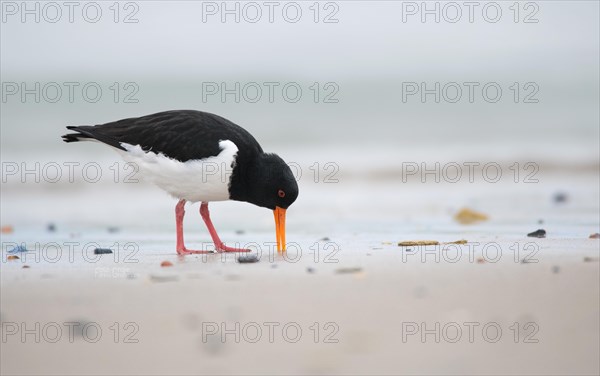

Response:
(274, 206), (286, 251)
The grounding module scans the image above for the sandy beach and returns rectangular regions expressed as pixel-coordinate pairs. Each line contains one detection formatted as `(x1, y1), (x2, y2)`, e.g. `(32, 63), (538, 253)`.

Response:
(2, 168), (599, 375)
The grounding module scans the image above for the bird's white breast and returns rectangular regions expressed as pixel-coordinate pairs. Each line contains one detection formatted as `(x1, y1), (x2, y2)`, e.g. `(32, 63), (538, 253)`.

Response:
(117, 140), (238, 202)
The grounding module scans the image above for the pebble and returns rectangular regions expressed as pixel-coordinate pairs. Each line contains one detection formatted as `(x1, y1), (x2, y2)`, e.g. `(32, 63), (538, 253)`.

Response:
(8, 245), (28, 254)
(1, 225), (13, 234)
(335, 267), (362, 274)
(161, 261), (174, 267)
(237, 254), (259, 263)
(149, 275), (179, 283)
(527, 229), (546, 238)
(553, 192), (567, 203)
(94, 248), (113, 255)
(47, 223), (56, 232)
(551, 266), (560, 274)
(306, 267), (315, 274)
(7, 255), (19, 261)
(589, 233), (600, 239)
(454, 208), (488, 225)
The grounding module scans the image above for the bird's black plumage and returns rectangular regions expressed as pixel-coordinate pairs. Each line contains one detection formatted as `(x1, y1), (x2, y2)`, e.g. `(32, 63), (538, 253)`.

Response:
(62, 110), (263, 163)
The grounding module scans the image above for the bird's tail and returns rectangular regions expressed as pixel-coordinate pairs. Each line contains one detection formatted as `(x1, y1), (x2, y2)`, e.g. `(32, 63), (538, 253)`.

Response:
(61, 126), (92, 143)
(61, 125), (125, 150)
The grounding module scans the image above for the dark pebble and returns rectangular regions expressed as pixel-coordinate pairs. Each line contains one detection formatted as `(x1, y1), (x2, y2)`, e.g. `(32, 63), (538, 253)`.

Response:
(107, 227), (120, 233)
(306, 267), (315, 274)
(551, 266), (560, 273)
(553, 192), (567, 203)
(47, 223), (56, 232)
(237, 254), (259, 263)
(527, 229), (546, 238)
(320, 237), (330, 241)
(521, 258), (536, 264)
(235, 230), (245, 235)
(537, 219), (544, 224)
(589, 233), (600, 239)
(94, 248), (113, 255)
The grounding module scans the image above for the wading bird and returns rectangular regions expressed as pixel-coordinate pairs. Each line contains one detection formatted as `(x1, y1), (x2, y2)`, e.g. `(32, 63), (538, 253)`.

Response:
(62, 110), (298, 254)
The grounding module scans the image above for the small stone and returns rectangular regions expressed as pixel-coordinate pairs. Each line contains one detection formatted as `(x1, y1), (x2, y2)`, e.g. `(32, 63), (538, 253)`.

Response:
(476, 258), (485, 264)
(589, 233), (600, 239)
(454, 208), (488, 225)
(8, 245), (28, 254)
(553, 192), (567, 203)
(270, 264), (278, 269)
(7, 255), (19, 260)
(107, 226), (120, 233)
(237, 254), (259, 263)
(335, 267), (362, 274)
(320, 237), (331, 241)
(235, 230), (245, 235)
(306, 267), (315, 274)
(1, 225), (13, 234)
(94, 248), (113, 255)
(538, 219), (544, 224)
(583, 257), (599, 263)
(149, 274), (179, 283)
(47, 223), (56, 232)
(22, 265), (30, 269)
(527, 229), (546, 238)
(161, 261), (174, 267)
(551, 266), (560, 273)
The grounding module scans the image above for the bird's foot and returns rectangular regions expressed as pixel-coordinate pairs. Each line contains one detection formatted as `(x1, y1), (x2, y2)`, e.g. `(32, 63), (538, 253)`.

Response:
(177, 247), (214, 255)
(216, 244), (251, 253)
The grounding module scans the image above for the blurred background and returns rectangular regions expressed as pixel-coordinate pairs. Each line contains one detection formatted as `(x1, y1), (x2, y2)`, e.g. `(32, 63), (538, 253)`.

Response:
(2, 0), (598, 231)
(1, 1), (599, 375)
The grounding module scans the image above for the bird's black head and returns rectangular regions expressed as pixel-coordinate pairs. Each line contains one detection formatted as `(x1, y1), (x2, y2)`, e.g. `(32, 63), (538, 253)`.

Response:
(243, 153), (298, 210)
(230, 152), (298, 251)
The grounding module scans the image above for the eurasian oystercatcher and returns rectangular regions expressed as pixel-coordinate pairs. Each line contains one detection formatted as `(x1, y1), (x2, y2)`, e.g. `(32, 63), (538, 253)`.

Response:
(62, 110), (298, 254)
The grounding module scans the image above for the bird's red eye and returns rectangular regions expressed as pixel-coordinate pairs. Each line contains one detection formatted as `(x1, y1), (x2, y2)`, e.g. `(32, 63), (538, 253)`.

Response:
(278, 190), (286, 198)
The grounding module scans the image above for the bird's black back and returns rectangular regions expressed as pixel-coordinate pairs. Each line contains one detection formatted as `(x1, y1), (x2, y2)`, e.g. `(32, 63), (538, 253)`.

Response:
(63, 110), (263, 163)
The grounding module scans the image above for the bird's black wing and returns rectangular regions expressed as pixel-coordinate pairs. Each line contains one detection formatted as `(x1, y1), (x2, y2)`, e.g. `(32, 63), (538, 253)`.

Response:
(62, 110), (263, 162)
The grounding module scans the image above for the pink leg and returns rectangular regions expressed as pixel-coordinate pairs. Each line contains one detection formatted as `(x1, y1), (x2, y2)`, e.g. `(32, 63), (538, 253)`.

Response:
(176, 199), (212, 255)
(200, 202), (250, 253)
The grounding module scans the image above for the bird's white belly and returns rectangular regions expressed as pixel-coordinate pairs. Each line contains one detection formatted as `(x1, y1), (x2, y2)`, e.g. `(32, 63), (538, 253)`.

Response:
(117, 140), (238, 202)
